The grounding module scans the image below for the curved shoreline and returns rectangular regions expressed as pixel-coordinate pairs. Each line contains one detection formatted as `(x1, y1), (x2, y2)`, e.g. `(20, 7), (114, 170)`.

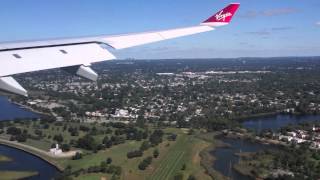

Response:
(197, 132), (229, 180)
(0, 139), (63, 172)
(9, 99), (51, 117)
(234, 112), (279, 122)
(200, 144), (229, 180)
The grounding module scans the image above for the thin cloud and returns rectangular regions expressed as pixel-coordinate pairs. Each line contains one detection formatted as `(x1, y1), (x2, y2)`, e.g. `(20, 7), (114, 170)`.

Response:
(245, 31), (270, 36)
(245, 27), (294, 36)
(262, 8), (298, 16)
(316, 21), (320, 26)
(240, 8), (298, 19)
(271, 26), (294, 31)
(239, 42), (249, 45)
(239, 10), (259, 19)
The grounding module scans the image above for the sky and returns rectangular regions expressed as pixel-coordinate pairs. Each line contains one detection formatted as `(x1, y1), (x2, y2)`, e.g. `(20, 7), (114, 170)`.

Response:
(0, 0), (319, 59)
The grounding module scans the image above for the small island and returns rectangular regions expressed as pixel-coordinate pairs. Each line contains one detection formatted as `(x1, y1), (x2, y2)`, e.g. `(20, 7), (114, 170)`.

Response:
(0, 154), (39, 179)
(0, 155), (12, 162)
(1, 171), (39, 180)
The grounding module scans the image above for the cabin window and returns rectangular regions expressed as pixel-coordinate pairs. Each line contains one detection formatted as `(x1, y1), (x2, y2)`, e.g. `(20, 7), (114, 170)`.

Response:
(60, 50), (68, 54)
(13, 54), (22, 59)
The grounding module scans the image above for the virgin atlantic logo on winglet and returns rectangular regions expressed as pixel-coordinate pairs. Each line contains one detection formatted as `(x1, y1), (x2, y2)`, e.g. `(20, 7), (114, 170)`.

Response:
(215, 10), (232, 21)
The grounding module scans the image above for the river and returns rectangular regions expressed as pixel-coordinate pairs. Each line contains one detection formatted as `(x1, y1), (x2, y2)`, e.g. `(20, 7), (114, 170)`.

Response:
(212, 114), (320, 180)
(0, 97), (58, 179)
(0, 145), (60, 179)
(0, 96), (40, 120)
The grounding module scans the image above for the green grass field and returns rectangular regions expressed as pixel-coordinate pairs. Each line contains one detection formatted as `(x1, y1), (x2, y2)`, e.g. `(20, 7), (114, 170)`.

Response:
(58, 140), (142, 171)
(149, 135), (188, 180)
(148, 131), (211, 180)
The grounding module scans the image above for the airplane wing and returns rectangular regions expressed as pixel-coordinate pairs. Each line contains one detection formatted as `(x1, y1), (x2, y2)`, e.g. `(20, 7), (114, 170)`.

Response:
(0, 3), (240, 96)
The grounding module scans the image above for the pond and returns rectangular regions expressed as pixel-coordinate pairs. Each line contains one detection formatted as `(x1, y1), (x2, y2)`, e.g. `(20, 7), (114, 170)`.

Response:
(242, 114), (320, 133)
(212, 114), (320, 179)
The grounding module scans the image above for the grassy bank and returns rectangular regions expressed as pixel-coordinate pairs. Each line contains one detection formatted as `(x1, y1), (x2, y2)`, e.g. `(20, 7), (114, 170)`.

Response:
(233, 152), (273, 179)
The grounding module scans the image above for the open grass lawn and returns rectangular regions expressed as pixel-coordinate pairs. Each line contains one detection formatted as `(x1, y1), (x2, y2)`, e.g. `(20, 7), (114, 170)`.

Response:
(58, 140), (142, 170)
(1, 171), (38, 180)
(148, 135), (188, 180)
(24, 138), (53, 150)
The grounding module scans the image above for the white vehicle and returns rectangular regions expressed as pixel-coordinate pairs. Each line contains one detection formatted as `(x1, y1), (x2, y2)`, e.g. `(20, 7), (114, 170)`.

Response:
(0, 3), (240, 96)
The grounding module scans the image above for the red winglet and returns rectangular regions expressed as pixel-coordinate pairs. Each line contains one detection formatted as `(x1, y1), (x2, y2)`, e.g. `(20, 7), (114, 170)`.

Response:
(203, 3), (240, 25)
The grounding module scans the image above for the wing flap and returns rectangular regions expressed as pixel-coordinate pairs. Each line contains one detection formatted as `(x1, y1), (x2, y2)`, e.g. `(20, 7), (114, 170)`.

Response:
(0, 43), (115, 77)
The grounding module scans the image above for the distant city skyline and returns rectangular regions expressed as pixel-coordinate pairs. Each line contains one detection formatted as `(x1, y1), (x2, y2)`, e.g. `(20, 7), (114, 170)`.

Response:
(0, 0), (319, 58)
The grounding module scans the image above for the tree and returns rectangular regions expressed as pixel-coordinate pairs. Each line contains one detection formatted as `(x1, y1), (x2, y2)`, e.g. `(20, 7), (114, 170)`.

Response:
(34, 129), (43, 136)
(149, 129), (164, 146)
(68, 127), (79, 136)
(153, 149), (159, 158)
(167, 133), (177, 141)
(181, 163), (186, 170)
(188, 129), (194, 135)
(15, 133), (27, 142)
(127, 150), (143, 159)
(187, 175), (196, 180)
(6, 127), (21, 135)
(138, 161), (148, 170)
(105, 140), (113, 148)
(61, 144), (71, 152)
(77, 135), (97, 151)
(106, 157), (112, 164)
(102, 136), (109, 144)
(140, 141), (150, 151)
(79, 125), (90, 132)
(138, 156), (153, 170)
(53, 134), (64, 143)
(174, 173), (183, 180)
(136, 115), (146, 128)
(72, 152), (82, 160)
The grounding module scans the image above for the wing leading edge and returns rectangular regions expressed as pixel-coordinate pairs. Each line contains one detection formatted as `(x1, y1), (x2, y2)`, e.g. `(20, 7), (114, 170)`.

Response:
(0, 3), (240, 96)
